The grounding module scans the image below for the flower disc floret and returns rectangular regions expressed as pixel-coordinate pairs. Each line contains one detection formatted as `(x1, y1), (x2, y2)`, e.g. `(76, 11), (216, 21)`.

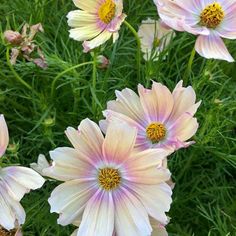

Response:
(146, 123), (166, 143)
(200, 2), (224, 28)
(98, 0), (116, 24)
(98, 167), (121, 191)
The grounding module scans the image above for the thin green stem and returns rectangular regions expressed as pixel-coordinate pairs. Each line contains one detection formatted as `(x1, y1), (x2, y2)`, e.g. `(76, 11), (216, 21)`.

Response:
(183, 47), (196, 85)
(6, 47), (33, 90)
(92, 51), (97, 114)
(50, 61), (94, 99)
(124, 20), (141, 81)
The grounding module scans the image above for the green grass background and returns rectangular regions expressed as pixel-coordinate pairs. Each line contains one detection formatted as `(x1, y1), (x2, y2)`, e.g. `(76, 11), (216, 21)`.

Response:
(1, 0), (236, 235)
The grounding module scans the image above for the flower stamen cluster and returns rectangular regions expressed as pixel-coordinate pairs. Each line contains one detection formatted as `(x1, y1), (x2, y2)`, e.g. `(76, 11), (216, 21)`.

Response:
(200, 2), (224, 28)
(98, 0), (116, 24)
(146, 122), (166, 143)
(98, 167), (121, 191)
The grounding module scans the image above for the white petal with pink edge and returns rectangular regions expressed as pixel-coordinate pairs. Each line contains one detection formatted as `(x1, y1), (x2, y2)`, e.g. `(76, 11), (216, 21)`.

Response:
(138, 82), (174, 123)
(65, 119), (104, 161)
(102, 121), (137, 164)
(114, 187), (152, 236)
(111, 88), (145, 123)
(131, 183), (172, 225)
(124, 149), (172, 184)
(169, 80), (201, 121)
(77, 190), (114, 236)
(44, 147), (96, 181)
(0, 183), (25, 230)
(1, 166), (45, 195)
(49, 179), (97, 226)
(169, 112), (199, 142)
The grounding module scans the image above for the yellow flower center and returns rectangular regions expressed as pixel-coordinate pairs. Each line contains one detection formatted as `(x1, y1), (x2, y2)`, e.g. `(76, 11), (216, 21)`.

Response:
(98, 167), (121, 191)
(146, 122), (166, 143)
(200, 2), (224, 28)
(98, 0), (116, 24)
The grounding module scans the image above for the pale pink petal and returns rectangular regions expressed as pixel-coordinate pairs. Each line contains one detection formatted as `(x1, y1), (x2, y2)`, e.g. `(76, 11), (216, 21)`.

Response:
(114, 187), (152, 236)
(77, 191), (114, 236)
(169, 112), (199, 141)
(138, 82), (174, 123)
(107, 14), (126, 32)
(131, 183), (172, 225)
(44, 147), (96, 181)
(65, 118), (104, 162)
(102, 110), (146, 132)
(169, 80), (201, 121)
(102, 122), (137, 164)
(107, 88), (146, 125)
(195, 33), (234, 62)
(48, 180), (97, 226)
(124, 149), (172, 184)
(216, 2), (236, 40)
(0, 115), (9, 157)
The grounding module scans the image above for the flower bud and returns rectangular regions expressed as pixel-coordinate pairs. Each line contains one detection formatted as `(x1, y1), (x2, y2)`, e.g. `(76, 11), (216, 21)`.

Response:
(97, 55), (109, 69)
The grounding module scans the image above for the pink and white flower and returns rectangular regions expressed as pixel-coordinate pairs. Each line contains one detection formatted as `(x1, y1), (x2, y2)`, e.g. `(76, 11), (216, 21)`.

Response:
(154, 0), (236, 62)
(67, 0), (126, 52)
(46, 118), (172, 236)
(0, 115), (45, 231)
(138, 18), (175, 61)
(100, 80), (201, 151)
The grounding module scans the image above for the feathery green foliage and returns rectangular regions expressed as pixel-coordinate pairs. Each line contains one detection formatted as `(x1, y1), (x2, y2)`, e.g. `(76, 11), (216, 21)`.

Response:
(0, 0), (236, 235)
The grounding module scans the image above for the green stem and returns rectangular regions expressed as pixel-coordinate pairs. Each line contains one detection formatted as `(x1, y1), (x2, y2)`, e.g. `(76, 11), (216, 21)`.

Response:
(124, 20), (141, 81)
(92, 52), (97, 113)
(6, 47), (33, 90)
(50, 61), (94, 99)
(183, 47), (196, 85)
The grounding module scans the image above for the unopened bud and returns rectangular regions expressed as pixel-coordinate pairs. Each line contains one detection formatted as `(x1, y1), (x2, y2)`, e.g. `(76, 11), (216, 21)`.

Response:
(43, 118), (55, 127)
(97, 55), (109, 69)
(4, 30), (22, 45)
(7, 143), (19, 154)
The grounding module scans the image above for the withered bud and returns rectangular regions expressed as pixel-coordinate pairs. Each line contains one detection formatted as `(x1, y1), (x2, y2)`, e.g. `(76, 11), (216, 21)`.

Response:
(4, 30), (22, 45)
(33, 58), (48, 69)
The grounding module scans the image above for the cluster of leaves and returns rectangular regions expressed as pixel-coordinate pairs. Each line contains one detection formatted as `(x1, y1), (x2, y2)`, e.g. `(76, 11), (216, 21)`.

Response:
(0, 0), (236, 235)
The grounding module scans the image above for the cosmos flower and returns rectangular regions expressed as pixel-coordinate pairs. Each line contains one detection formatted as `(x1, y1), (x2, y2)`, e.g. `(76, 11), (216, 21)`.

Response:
(67, 0), (126, 52)
(46, 118), (172, 236)
(0, 115), (45, 231)
(154, 0), (236, 62)
(138, 18), (175, 61)
(100, 80), (201, 151)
